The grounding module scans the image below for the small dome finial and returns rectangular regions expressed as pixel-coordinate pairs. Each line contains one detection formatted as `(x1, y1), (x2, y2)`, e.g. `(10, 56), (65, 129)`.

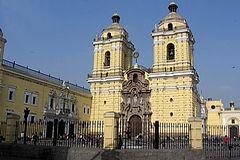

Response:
(112, 12), (120, 23)
(168, 2), (178, 13)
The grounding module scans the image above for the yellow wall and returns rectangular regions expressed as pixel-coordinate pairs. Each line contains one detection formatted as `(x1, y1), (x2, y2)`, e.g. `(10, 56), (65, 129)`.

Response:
(89, 6), (200, 123)
(0, 68), (92, 121)
(206, 100), (223, 125)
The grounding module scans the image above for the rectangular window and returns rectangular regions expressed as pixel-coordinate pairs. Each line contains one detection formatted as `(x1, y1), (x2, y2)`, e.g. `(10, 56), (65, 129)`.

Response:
(87, 108), (90, 114)
(30, 116), (35, 123)
(8, 88), (16, 101)
(32, 94), (38, 105)
(84, 107), (86, 114)
(72, 103), (75, 113)
(49, 98), (54, 109)
(24, 92), (31, 104)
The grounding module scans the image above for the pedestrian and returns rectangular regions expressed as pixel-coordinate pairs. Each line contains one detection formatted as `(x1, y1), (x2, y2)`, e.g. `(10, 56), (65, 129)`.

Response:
(33, 132), (38, 145)
(117, 135), (123, 149)
(223, 135), (229, 147)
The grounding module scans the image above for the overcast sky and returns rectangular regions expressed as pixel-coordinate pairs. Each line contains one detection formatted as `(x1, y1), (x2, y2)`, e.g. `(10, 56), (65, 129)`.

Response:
(0, 0), (239, 107)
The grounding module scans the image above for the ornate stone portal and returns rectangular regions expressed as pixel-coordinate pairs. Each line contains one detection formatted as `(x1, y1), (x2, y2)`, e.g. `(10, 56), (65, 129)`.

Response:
(120, 67), (152, 137)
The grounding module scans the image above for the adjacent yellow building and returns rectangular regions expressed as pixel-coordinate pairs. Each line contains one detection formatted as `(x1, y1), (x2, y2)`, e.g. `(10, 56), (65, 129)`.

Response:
(206, 99), (240, 138)
(0, 28), (92, 138)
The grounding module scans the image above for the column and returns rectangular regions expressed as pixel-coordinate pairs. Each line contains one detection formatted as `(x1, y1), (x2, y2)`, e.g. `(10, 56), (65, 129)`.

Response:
(188, 117), (202, 149)
(103, 112), (120, 149)
(5, 114), (20, 143)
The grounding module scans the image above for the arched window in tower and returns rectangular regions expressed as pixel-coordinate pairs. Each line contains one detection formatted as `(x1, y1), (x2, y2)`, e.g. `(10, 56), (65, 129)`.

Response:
(168, 23), (173, 30)
(167, 43), (175, 60)
(133, 74), (138, 83)
(107, 32), (112, 39)
(104, 51), (110, 67)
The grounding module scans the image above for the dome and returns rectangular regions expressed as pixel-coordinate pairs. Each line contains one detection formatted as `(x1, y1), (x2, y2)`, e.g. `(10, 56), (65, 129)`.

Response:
(161, 12), (185, 23)
(102, 12), (128, 36)
(159, 2), (186, 25)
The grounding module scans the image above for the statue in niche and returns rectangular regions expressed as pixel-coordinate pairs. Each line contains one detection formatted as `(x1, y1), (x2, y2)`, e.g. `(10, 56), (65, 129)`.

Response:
(133, 94), (138, 105)
(127, 96), (131, 105)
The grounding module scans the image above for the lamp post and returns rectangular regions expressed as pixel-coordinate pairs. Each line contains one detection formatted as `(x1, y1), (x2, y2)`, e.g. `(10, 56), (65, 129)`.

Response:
(24, 107), (30, 144)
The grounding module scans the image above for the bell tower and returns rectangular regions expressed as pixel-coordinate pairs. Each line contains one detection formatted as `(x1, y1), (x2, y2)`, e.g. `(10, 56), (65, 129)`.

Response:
(149, 3), (200, 123)
(88, 13), (135, 120)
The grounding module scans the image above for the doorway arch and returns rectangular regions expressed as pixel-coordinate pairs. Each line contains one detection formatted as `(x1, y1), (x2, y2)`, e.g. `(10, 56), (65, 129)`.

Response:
(46, 121), (53, 139)
(229, 125), (239, 139)
(128, 115), (142, 137)
(58, 120), (65, 138)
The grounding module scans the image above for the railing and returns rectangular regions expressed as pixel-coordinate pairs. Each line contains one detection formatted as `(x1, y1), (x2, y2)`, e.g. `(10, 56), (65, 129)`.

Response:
(153, 25), (188, 33)
(118, 121), (190, 150)
(129, 65), (152, 73)
(15, 120), (104, 148)
(203, 125), (240, 159)
(2, 59), (90, 94)
(93, 34), (127, 42)
(88, 72), (124, 79)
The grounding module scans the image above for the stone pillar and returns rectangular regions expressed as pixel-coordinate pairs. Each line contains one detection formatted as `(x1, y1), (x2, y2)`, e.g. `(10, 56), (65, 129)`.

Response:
(188, 117), (202, 149)
(104, 112), (120, 149)
(5, 114), (20, 143)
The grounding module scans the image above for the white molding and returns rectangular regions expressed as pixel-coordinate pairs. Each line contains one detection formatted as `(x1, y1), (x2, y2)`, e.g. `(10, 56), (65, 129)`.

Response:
(93, 38), (123, 45)
(152, 28), (189, 37)
(112, 44), (122, 49)
(153, 61), (191, 67)
(149, 70), (194, 78)
(176, 36), (189, 42)
(88, 77), (123, 83)
(153, 39), (164, 45)
(150, 85), (192, 90)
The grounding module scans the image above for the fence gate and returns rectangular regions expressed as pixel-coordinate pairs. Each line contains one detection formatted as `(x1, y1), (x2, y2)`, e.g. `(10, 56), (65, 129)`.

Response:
(118, 120), (190, 149)
(203, 125), (240, 159)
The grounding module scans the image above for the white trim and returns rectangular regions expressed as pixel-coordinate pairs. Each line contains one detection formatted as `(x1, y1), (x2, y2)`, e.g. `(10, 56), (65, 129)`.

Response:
(24, 91), (31, 104)
(176, 37), (189, 42)
(149, 70), (194, 78)
(93, 38), (123, 45)
(8, 87), (16, 102)
(88, 77), (123, 83)
(150, 85), (192, 90)
(152, 28), (189, 37)
(153, 61), (191, 66)
(112, 44), (122, 49)
(153, 39), (164, 45)
(31, 93), (38, 106)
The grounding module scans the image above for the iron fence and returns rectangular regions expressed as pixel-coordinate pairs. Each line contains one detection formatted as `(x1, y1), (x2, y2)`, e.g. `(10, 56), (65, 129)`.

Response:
(118, 121), (190, 150)
(203, 125), (240, 159)
(15, 120), (104, 148)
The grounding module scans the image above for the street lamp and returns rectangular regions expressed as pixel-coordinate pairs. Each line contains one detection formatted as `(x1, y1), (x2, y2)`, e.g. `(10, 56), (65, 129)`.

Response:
(24, 107), (30, 144)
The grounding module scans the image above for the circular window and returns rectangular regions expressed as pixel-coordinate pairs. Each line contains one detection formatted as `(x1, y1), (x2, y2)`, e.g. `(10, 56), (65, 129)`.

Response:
(211, 105), (215, 109)
(170, 112), (173, 117)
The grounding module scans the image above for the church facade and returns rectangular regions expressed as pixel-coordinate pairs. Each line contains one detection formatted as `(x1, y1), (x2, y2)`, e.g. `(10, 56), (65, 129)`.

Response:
(88, 2), (201, 123)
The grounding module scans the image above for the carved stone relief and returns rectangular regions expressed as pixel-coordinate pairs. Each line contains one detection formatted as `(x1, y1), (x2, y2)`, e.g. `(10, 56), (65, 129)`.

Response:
(120, 68), (152, 137)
